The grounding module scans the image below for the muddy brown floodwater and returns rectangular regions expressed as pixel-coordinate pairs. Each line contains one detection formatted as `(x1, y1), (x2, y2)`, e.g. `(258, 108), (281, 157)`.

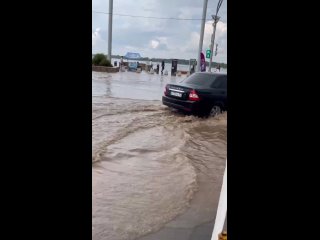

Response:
(92, 94), (227, 240)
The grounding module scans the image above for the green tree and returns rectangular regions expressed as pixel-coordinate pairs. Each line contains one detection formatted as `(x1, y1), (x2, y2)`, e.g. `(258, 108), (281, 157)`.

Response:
(92, 53), (113, 67)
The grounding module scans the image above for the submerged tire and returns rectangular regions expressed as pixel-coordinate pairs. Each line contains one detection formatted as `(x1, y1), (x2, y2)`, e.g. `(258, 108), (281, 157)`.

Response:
(210, 105), (222, 117)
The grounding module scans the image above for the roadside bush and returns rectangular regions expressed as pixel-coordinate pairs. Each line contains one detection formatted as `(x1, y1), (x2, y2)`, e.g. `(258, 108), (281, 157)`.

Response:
(92, 54), (113, 67)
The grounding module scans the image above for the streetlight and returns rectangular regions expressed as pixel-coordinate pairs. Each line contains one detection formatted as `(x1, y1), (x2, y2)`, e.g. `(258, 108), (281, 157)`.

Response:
(208, 0), (224, 72)
(108, 0), (113, 62)
(197, 0), (208, 72)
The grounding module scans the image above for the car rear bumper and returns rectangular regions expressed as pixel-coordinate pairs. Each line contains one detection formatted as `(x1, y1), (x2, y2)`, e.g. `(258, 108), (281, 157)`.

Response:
(162, 96), (201, 112)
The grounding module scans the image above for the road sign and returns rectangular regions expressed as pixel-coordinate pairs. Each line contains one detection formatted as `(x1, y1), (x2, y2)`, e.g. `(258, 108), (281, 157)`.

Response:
(206, 49), (211, 58)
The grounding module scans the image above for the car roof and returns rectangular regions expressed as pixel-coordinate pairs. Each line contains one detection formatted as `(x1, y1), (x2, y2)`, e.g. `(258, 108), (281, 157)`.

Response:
(194, 72), (227, 76)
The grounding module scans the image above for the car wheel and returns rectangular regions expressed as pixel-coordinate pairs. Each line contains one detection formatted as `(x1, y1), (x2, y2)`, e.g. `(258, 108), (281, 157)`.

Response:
(209, 105), (222, 117)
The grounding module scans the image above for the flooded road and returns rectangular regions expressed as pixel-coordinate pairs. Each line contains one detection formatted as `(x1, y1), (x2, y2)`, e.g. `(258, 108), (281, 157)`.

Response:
(92, 70), (191, 100)
(92, 71), (227, 240)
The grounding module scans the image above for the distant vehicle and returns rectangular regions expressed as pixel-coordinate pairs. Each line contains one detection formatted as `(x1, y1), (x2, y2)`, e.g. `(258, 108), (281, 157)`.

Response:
(128, 62), (138, 71)
(162, 72), (227, 117)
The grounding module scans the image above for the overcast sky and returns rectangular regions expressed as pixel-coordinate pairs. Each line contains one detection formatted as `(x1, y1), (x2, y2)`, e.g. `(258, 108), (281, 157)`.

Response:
(92, 0), (227, 63)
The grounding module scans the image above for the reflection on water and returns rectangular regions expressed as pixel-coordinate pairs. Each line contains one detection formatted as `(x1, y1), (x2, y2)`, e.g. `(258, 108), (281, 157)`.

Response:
(92, 71), (193, 101)
(106, 78), (111, 97)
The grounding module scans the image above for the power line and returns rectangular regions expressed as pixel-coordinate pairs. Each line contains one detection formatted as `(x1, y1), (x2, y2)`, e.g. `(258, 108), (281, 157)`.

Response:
(216, 0), (223, 15)
(92, 11), (213, 21)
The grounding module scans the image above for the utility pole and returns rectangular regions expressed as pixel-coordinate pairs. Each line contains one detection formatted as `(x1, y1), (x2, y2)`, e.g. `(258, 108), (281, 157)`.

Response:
(208, 0), (224, 72)
(208, 15), (219, 72)
(108, 0), (113, 62)
(197, 0), (208, 72)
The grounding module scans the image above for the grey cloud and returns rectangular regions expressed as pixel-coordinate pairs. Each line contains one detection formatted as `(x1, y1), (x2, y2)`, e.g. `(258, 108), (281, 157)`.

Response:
(93, 0), (227, 63)
(156, 43), (168, 50)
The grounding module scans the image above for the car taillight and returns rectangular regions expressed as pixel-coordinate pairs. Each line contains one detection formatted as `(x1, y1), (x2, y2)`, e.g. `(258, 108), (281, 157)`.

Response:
(189, 89), (200, 101)
(164, 84), (168, 96)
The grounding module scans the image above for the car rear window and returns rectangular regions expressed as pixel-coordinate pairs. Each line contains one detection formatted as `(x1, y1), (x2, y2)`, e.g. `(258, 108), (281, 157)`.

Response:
(182, 73), (218, 87)
(211, 76), (227, 89)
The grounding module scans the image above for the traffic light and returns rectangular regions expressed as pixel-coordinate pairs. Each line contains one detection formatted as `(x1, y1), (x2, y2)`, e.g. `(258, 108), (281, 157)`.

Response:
(206, 49), (211, 58)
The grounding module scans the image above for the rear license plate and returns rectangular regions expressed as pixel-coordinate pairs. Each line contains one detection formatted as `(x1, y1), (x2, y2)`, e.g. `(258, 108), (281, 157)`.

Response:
(170, 91), (182, 97)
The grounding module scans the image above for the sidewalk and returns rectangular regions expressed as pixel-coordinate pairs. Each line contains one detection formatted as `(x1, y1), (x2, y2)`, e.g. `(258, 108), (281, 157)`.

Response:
(139, 160), (227, 240)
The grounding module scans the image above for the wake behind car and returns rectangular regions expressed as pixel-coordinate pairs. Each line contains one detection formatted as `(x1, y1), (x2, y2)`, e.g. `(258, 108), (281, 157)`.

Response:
(162, 72), (227, 116)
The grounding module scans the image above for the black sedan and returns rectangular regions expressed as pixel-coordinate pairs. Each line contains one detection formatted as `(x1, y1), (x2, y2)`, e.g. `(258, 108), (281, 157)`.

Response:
(162, 72), (227, 117)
